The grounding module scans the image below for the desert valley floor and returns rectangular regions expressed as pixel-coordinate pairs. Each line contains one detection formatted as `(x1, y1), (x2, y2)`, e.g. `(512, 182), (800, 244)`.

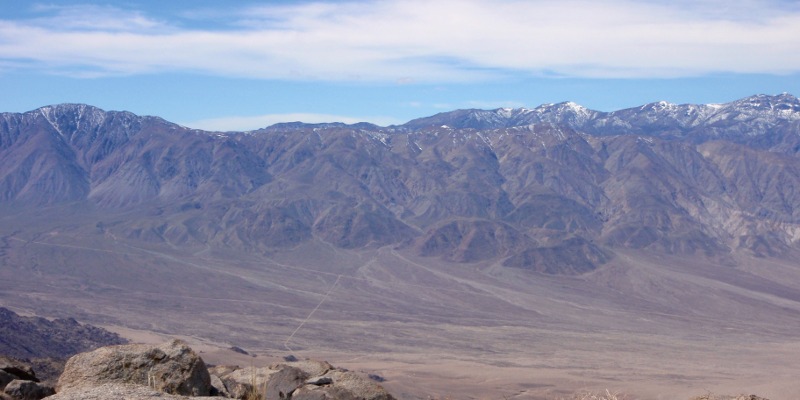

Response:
(3, 208), (800, 399)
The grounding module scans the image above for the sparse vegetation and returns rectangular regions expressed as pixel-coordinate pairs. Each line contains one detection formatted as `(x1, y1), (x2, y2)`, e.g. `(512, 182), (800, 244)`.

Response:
(244, 367), (268, 400)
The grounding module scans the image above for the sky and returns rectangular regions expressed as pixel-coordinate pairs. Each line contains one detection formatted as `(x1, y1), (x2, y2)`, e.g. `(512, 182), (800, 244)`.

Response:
(0, 0), (799, 131)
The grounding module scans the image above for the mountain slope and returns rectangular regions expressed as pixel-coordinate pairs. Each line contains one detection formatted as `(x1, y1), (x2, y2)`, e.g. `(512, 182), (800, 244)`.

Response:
(0, 307), (126, 360)
(1, 95), (799, 271)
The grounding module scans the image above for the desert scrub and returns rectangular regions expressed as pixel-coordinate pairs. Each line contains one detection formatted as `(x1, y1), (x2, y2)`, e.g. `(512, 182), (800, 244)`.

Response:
(244, 367), (267, 400)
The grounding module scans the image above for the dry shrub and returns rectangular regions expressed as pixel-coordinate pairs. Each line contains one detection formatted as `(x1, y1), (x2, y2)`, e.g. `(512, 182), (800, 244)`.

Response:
(244, 367), (267, 400)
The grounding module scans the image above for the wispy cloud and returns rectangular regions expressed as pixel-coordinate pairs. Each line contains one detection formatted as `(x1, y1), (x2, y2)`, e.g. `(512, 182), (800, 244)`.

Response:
(465, 100), (527, 109)
(27, 4), (170, 32)
(1, 0), (798, 81)
(183, 113), (403, 131)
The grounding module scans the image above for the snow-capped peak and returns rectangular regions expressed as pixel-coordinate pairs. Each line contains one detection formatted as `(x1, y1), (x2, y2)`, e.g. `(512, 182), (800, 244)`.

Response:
(640, 100), (677, 112)
(495, 108), (514, 118)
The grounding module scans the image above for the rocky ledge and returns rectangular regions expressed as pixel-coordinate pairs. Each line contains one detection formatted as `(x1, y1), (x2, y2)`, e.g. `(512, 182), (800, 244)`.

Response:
(2, 340), (394, 400)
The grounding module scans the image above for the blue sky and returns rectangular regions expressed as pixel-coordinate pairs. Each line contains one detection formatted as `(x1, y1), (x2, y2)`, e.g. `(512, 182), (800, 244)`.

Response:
(1, 0), (799, 131)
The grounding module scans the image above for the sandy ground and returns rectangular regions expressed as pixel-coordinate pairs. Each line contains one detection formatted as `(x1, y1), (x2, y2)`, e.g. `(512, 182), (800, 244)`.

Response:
(4, 226), (800, 400)
(101, 323), (798, 400)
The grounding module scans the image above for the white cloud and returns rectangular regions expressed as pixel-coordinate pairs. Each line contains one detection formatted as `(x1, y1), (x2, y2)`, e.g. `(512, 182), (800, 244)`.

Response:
(27, 4), (170, 32)
(0, 0), (798, 81)
(182, 113), (403, 132)
(466, 100), (527, 109)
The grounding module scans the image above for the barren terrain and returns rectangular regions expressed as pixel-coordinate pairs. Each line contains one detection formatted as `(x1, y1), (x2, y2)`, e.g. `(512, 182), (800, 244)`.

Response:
(3, 206), (800, 399)
(3, 97), (800, 399)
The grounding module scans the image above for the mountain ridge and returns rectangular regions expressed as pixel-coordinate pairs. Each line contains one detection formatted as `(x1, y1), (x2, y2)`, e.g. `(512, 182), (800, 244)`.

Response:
(7, 92), (798, 132)
(400, 93), (800, 139)
(1, 93), (800, 273)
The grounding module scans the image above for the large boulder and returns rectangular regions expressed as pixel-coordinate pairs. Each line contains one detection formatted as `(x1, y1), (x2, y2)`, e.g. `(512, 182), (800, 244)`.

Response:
(213, 360), (393, 400)
(220, 365), (310, 399)
(293, 369), (394, 400)
(56, 339), (211, 396)
(218, 366), (277, 399)
(2, 380), (54, 400)
(264, 366), (308, 400)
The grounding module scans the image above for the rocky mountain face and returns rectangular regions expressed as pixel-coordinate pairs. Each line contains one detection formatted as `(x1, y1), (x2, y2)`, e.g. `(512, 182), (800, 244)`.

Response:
(0, 307), (127, 385)
(1, 94), (799, 273)
(0, 307), (127, 361)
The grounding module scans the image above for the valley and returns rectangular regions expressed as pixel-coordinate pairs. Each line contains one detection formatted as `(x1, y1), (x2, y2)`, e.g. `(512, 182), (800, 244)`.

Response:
(2, 95), (800, 398)
(3, 207), (800, 399)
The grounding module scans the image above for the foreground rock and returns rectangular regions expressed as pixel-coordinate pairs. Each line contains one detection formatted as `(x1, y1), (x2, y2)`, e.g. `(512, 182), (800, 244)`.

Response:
(45, 340), (395, 399)
(0, 357), (38, 385)
(3, 380), (54, 400)
(0, 357), (54, 400)
(213, 359), (394, 400)
(56, 340), (211, 396)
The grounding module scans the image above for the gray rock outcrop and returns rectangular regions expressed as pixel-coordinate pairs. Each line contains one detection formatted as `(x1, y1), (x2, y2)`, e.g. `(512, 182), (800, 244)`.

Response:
(55, 339), (211, 396)
(265, 366), (308, 399)
(0, 357), (55, 400)
(2, 380), (54, 400)
(0, 357), (37, 384)
(217, 366), (275, 399)
(298, 369), (394, 400)
(1, 340), (395, 400)
(213, 359), (393, 400)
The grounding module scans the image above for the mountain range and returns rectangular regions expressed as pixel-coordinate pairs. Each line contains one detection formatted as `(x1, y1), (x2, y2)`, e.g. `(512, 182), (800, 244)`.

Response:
(2, 94), (800, 272)
(4, 94), (800, 397)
